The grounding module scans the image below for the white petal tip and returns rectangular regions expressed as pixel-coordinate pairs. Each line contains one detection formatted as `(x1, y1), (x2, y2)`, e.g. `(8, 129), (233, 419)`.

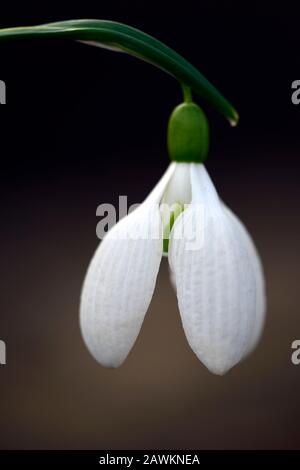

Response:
(93, 359), (123, 369)
(203, 361), (234, 376)
(81, 337), (126, 369)
(193, 350), (237, 376)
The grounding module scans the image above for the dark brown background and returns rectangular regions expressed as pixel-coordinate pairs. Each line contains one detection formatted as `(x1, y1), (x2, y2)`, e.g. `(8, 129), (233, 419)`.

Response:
(0, 0), (299, 450)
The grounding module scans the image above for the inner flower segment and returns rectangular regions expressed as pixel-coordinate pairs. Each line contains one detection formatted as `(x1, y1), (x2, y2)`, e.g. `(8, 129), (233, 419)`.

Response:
(161, 202), (184, 254)
(160, 163), (192, 255)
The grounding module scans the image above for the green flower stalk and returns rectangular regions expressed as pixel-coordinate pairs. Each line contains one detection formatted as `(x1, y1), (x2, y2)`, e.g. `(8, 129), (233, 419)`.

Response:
(0, 19), (238, 124)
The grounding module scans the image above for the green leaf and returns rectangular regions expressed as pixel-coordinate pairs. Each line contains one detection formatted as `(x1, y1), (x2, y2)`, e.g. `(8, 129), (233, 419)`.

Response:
(0, 19), (239, 124)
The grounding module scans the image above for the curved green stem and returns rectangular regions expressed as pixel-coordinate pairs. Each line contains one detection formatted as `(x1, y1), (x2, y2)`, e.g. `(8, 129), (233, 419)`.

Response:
(181, 83), (193, 103)
(0, 19), (239, 124)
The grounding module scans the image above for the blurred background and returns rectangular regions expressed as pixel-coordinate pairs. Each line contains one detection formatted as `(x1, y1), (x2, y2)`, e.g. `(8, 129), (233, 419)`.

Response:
(0, 0), (300, 449)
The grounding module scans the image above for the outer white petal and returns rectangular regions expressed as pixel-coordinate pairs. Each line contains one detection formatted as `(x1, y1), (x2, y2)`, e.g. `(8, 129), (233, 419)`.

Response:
(80, 163), (176, 367)
(223, 205), (266, 355)
(169, 163), (266, 375)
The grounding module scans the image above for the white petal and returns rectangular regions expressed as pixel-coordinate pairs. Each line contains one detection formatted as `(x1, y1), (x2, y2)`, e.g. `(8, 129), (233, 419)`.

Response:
(161, 162), (191, 206)
(169, 163), (266, 375)
(144, 162), (177, 205)
(80, 163), (175, 367)
(223, 205), (266, 355)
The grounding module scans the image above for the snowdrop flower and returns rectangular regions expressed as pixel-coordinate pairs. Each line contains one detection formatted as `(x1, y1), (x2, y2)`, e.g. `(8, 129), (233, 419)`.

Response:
(0, 19), (264, 374)
(80, 101), (266, 375)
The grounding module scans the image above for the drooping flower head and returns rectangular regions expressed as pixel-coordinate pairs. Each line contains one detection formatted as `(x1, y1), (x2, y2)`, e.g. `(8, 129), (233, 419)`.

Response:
(80, 99), (266, 375)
